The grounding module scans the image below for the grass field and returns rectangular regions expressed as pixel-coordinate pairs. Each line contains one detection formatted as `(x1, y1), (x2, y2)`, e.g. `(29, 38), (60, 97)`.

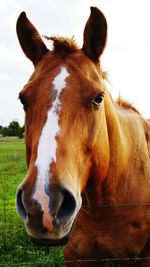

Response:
(0, 137), (125, 267)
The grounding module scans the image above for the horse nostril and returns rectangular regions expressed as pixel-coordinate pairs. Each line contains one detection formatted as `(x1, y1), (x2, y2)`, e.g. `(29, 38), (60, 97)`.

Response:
(55, 189), (77, 225)
(16, 188), (28, 221)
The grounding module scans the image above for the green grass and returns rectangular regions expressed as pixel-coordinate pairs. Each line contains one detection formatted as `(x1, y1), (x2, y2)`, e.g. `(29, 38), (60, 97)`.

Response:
(0, 137), (64, 267)
(0, 137), (125, 267)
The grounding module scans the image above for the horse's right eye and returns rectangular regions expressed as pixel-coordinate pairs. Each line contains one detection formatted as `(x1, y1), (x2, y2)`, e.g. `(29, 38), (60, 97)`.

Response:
(91, 92), (104, 108)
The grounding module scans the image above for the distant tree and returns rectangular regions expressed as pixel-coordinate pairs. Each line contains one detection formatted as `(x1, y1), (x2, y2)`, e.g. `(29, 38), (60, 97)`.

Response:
(17, 125), (25, 138)
(0, 125), (3, 135)
(3, 126), (10, 137)
(8, 120), (20, 136)
(0, 120), (24, 138)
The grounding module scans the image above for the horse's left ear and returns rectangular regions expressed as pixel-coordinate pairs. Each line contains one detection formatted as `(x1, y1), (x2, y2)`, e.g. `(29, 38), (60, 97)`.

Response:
(82, 7), (107, 62)
(16, 12), (48, 65)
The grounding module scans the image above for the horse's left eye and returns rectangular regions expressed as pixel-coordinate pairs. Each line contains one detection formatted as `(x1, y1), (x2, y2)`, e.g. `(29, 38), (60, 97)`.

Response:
(91, 92), (104, 107)
(19, 94), (28, 111)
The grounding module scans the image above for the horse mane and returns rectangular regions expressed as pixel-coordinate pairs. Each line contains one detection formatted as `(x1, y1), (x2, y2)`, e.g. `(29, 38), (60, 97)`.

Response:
(116, 96), (141, 114)
(43, 36), (78, 57)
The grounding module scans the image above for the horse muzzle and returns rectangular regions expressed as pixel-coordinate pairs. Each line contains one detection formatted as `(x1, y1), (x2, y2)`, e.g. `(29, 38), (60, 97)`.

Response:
(16, 184), (81, 245)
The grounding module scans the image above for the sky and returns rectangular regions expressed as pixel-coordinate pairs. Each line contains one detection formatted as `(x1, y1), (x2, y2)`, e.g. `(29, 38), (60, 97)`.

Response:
(0, 0), (150, 126)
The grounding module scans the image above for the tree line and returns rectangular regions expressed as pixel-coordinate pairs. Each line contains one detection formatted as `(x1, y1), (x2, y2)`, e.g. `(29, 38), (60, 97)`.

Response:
(0, 120), (24, 138)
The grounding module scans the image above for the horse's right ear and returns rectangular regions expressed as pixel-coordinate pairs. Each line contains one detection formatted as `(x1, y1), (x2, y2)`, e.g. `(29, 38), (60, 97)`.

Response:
(16, 12), (48, 66)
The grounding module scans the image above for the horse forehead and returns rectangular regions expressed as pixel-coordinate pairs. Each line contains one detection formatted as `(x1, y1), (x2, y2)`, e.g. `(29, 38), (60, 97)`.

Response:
(52, 66), (69, 91)
(48, 66), (70, 112)
(38, 51), (99, 83)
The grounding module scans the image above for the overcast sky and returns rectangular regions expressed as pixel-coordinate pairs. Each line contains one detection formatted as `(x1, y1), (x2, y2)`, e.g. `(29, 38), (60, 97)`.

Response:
(0, 0), (150, 126)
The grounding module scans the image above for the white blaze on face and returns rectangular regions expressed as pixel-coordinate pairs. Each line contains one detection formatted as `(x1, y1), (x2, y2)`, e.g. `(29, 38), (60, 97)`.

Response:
(33, 67), (69, 229)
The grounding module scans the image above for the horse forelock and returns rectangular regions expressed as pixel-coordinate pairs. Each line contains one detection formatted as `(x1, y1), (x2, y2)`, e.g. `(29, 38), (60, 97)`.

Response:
(43, 36), (78, 57)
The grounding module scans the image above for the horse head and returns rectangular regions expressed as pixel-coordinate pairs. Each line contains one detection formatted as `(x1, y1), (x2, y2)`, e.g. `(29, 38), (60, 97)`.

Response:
(16, 7), (109, 245)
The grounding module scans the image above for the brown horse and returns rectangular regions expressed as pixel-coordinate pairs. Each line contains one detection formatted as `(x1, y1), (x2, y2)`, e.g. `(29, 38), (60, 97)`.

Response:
(16, 7), (150, 267)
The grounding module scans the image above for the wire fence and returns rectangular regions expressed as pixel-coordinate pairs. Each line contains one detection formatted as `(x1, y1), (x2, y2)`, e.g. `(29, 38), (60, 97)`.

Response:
(1, 140), (150, 266)
(1, 257), (150, 267)
(1, 190), (150, 267)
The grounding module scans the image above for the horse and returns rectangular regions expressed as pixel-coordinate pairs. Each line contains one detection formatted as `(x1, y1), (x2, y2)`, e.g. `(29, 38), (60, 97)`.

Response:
(16, 7), (150, 267)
